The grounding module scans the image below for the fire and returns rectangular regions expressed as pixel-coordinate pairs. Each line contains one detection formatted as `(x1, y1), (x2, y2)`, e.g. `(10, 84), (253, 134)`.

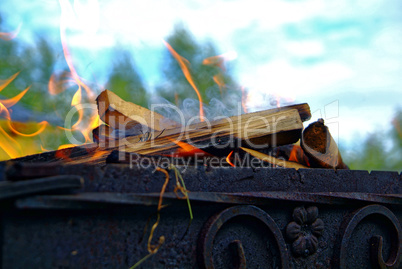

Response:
(288, 145), (310, 167)
(241, 86), (248, 113)
(0, 126), (23, 159)
(212, 74), (225, 97)
(51, 0), (100, 146)
(48, 71), (75, 95)
(203, 51), (237, 97)
(163, 40), (205, 121)
(0, 1), (101, 161)
(226, 150), (235, 167)
(7, 121), (48, 137)
(167, 138), (210, 157)
(202, 51), (237, 72)
(0, 72), (20, 92)
(0, 23), (22, 41)
(1, 86), (30, 108)
(0, 72), (45, 159)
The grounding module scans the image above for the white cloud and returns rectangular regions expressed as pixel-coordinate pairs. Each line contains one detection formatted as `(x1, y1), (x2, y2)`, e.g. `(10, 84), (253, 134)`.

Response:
(240, 59), (354, 99)
(284, 40), (325, 57)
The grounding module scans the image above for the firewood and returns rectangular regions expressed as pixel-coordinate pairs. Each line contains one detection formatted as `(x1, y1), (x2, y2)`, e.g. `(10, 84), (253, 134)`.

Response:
(301, 119), (348, 169)
(92, 124), (114, 143)
(240, 147), (309, 170)
(96, 89), (180, 131)
(272, 144), (311, 167)
(118, 108), (305, 156)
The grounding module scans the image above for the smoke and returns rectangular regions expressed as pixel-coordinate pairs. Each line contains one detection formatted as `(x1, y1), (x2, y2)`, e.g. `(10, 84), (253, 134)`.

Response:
(149, 91), (243, 127)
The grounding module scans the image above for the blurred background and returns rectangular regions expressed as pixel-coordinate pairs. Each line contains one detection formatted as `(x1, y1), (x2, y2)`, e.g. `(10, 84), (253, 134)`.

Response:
(0, 0), (400, 171)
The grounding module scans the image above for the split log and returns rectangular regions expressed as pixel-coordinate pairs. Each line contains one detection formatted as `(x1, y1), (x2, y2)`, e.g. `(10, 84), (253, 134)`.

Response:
(240, 147), (309, 170)
(118, 108), (305, 156)
(272, 144), (311, 167)
(301, 118), (348, 169)
(96, 89), (180, 131)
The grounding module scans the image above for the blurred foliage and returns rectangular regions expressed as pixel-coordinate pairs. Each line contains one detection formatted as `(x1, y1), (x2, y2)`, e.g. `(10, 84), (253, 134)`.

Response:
(342, 109), (402, 172)
(156, 23), (240, 111)
(105, 50), (148, 107)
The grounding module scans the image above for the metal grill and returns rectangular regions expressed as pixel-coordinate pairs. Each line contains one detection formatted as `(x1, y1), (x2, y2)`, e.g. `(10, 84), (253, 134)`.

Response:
(0, 158), (401, 268)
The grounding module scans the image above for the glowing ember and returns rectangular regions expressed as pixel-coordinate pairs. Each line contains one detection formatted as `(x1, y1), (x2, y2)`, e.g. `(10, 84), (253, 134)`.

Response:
(163, 40), (205, 121)
(226, 150), (235, 167)
(57, 144), (76, 150)
(288, 145), (310, 167)
(167, 138), (210, 157)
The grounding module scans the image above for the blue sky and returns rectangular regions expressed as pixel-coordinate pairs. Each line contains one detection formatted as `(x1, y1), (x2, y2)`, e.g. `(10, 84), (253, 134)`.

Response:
(1, 0), (401, 147)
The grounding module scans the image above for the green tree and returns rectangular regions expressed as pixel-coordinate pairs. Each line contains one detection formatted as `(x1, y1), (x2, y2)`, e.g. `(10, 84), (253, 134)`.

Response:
(156, 23), (239, 113)
(344, 109), (402, 172)
(105, 50), (148, 107)
(0, 15), (58, 114)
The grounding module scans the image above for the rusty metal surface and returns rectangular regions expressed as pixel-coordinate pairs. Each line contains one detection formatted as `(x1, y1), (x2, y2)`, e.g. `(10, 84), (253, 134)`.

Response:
(197, 205), (290, 268)
(0, 160), (401, 268)
(335, 204), (401, 269)
(13, 191), (402, 210)
(0, 175), (83, 200)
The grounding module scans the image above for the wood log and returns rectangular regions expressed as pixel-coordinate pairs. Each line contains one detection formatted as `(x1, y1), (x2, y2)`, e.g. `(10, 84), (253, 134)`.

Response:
(272, 144), (311, 167)
(301, 118), (348, 169)
(240, 147), (309, 170)
(96, 89), (180, 131)
(118, 108), (305, 156)
(56, 108), (306, 165)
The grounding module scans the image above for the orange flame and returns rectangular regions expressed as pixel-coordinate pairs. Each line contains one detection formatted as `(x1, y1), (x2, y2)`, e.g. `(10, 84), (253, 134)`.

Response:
(168, 138), (210, 157)
(226, 150), (235, 167)
(8, 121), (48, 137)
(202, 51), (237, 72)
(212, 74), (225, 97)
(241, 86), (248, 113)
(0, 23), (22, 41)
(0, 72), (20, 93)
(48, 71), (75, 95)
(0, 126), (23, 159)
(163, 40), (204, 121)
(0, 72), (48, 159)
(288, 145), (310, 167)
(54, 0), (100, 146)
(54, 144), (76, 161)
(1, 86), (30, 108)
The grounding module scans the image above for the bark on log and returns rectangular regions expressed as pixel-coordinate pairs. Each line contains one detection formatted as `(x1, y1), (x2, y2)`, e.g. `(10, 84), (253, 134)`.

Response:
(301, 118), (348, 169)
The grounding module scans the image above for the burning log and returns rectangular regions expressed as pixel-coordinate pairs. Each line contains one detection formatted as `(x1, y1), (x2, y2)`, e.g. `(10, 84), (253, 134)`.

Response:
(93, 89), (312, 158)
(301, 118), (348, 169)
(239, 147), (309, 170)
(96, 90), (180, 131)
(115, 108), (306, 156)
(272, 144), (311, 167)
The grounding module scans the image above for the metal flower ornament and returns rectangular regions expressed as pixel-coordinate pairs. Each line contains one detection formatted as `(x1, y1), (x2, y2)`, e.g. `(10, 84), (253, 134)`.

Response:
(286, 206), (325, 257)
